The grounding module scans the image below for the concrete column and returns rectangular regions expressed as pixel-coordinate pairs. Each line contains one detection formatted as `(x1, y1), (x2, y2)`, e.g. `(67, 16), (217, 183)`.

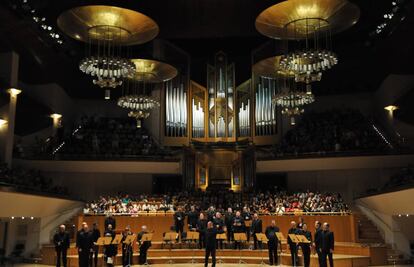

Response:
(0, 52), (20, 167)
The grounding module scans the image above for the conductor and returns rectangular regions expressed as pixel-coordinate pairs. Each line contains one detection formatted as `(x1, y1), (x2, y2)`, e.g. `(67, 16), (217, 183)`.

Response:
(204, 221), (217, 267)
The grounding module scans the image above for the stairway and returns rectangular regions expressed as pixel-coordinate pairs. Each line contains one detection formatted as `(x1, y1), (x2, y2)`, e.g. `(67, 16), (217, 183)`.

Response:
(355, 212), (384, 243)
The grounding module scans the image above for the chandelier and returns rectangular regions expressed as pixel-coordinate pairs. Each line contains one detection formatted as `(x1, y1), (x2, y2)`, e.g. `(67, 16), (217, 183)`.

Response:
(57, 5), (159, 99)
(256, 0), (360, 93)
(272, 74), (315, 125)
(117, 59), (176, 127)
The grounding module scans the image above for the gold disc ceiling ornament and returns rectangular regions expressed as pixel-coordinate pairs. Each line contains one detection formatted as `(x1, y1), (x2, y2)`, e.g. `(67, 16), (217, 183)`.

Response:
(252, 55), (296, 79)
(255, 0), (360, 39)
(131, 59), (178, 83)
(57, 5), (159, 45)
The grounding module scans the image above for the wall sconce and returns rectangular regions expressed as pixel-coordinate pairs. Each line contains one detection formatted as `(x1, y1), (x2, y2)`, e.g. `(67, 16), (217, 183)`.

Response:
(0, 119), (7, 127)
(50, 113), (62, 128)
(384, 105), (398, 117)
(50, 113), (62, 120)
(7, 88), (22, 97)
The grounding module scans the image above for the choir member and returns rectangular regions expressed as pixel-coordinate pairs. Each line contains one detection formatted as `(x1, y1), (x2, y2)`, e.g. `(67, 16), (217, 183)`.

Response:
(187, 205), (199, 230)
(197, 213), (208, 248)
(224, 207), (234, 242)
(103, 224), (116, 267)
(53, 224), (70, 267)
(76, 222), (93, 267)
(137, 225), (152, 265)
(251, 213), (263, 250)
(265, 220), (279, 266)
(314, 221), (323, 266)
(242, 206), (252, 241)
(232, 211), (245, 250)
(90, 223), (101, 267)
(104, 214), (116, 231)
(299, 223), (312, 267)
(213, 212), (225, 249)
(174, 207), (186, 241)
(204, 221), (217, 267)
(287, 221), (299, 266)
(121, 226), (133, 267)
(321, 222), (335, 267)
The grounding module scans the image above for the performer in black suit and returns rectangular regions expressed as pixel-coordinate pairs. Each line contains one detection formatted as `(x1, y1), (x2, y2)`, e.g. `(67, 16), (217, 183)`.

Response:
(174, 207), (186, 241)
(242, 207), (252, 242)
(103, 224), (117, 267)
(137, 225), (152, 265)
(265, 220), (279, 266)
(104, 215), (116, 230)
(187, 206), (199, 230)
(299, 223), (312, 267)
(314, 221), (323, 267)
(121, 226), (133, 267)
(232, 211), (245, 250)
(321, 222), (335, 267)
(204, 221), (217, 267)
(53, 224), (70, 267)
(76, 222), (93, 267)
(90, 223), (101, 267)
(224, 208), (234, 242)
(251, 213), (263, 250)
(287, 221), (299, 266)
(213, 212), (225, 249)
(197, 213), (208, 249)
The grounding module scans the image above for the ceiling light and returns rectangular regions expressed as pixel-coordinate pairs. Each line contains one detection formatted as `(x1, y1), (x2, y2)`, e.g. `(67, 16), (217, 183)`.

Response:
(384, 105), (398, 111)
(7, 88), (22, 97)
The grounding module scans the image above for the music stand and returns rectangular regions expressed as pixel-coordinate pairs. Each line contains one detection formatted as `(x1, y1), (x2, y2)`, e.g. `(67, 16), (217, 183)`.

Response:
(288, 234), (300, 267)
(95, 237), (112, 267)
(216, 233), (226, 264)
(255, 233), (268, 266)
(234, 233), (247, 264)
(163, 232), (178, 264)
(123, 234), (136, 267)
(140, 233), (153, 266)
(275, 232), (286, 267)
(186, 231), (199, 263)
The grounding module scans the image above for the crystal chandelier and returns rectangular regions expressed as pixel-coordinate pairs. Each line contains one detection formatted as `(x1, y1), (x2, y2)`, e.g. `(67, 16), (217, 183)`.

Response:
(79, 25), (135, 97)
(272, 75), (315, 125)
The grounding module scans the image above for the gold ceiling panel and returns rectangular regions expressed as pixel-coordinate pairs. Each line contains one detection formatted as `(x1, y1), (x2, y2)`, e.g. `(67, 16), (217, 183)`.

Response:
(57, 5), (159, 45)
(252, 56), (294, 78)
(255, 0), (360, 39)
(131, 59), (178, 83)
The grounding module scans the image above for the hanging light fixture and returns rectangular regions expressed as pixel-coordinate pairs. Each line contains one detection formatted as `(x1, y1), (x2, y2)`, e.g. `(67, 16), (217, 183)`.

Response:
(117, 59), (177, 127)
(256, 0), (360, 93)
(57, 5), (159, 98)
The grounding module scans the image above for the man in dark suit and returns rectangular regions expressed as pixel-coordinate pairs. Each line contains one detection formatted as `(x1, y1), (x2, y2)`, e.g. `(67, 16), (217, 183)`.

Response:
(204, 221), (217, 267)
(76, 222), (93, 267)
(213, 212), (225, 249)
(53, 224), (70, 267)
(187, 206), (199, 230)
(299, 223), (312, 267)
(321, 222), (334, 267)
(197, 213), (208, 249)
(224, 208), (234, 242)
(90, 223), (101, 267)
(265, 220), (279, 266)
(121, 226), (133, 267)
(137, 225), (151, 265)
(287, 221), (299, 266)
(232, 211), (245, 250)
(174, 207), (186, 241)
(251, 213), (263, 250)
(103, 224), (117, 267)
(314, 221), (323, 266)
(104, 215), (116, 230)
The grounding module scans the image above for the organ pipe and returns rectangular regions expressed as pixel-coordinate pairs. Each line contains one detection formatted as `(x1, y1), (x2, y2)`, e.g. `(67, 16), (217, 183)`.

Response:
(165, 79), (187, 137)
(255, 77), (277, 136)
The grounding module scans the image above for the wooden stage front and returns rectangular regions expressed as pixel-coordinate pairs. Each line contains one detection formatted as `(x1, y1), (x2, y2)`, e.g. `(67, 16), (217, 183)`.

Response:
(40, 214), (387, 266)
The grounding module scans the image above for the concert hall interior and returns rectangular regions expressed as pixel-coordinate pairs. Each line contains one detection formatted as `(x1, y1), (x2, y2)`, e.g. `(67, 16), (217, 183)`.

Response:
(1, 0), (414, 266)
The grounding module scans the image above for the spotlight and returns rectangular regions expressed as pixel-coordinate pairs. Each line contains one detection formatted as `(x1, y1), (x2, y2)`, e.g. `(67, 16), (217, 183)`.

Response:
(30, 217), (34, 220)
(11, 216), (14, 220)
(21, 217), (25, 219)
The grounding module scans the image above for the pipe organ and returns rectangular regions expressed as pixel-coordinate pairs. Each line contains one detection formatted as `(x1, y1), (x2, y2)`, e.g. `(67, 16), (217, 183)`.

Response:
(165, 77), (187, 137)
(255, 77), (277, 136)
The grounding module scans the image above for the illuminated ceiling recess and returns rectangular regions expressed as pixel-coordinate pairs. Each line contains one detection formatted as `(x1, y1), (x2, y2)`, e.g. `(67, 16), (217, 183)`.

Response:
(57, 5), (159, 99)
(255, 0), (360, 93)
(117, 59), (177, 128)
